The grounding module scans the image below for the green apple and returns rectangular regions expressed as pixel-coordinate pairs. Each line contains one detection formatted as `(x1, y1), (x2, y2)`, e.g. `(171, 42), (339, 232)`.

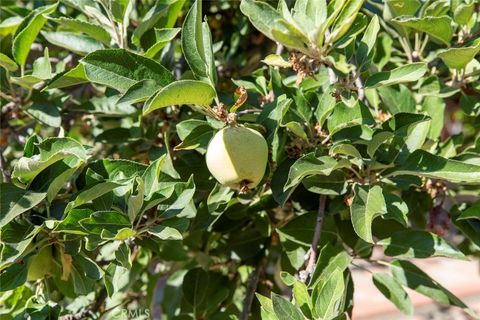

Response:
(27, 246), (54, 281)
(206, 126), (268, 190)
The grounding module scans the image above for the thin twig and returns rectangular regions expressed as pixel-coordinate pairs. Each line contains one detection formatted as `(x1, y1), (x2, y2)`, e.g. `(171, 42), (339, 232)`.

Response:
(275, 42), (284, 56)
(0, 148), (11, 183)
(240, 260), (263, 320)
(352, 69), (365, 101)
(299, 195), (327, 282)
(151, 274), (169, 320)
(327, 67), (338, 84)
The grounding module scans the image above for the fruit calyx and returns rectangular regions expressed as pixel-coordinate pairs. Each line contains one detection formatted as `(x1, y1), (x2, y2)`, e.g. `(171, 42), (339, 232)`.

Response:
(213, 103), (238, 127)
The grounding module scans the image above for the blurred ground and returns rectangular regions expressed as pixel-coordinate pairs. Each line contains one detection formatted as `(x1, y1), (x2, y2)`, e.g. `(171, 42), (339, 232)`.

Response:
(352, 258), (480, 320)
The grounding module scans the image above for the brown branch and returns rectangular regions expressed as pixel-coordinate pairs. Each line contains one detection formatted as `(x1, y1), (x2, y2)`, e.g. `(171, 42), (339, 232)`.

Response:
(240, 260), (263, 320)
(299, 195), (327, 283)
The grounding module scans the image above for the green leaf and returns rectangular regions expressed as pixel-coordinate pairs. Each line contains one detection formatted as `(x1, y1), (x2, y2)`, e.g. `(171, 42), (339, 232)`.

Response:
(282, 121), (308, 141)
(314, 0), (346, 47)
(147, 218), (188, 240)
(181, 0), (216, 83)
(25, 103), (61, 128)
(312, 268), (345, 319)
(142, 155), (179, 202)
(460, 94), (480, 116)
(240, 0), (284, 43)
(392, 150), (480, 184)
(0, 222), (42, 269)
(372, 272), (413, 315)
(389, 113), (431, 164)
(65, 182), (121, 213)
(438, 40), (480, 70)
(421, 96), (445, 140)
(182, 268), (208, 311)
(356, 15), (380, 68)
(330, 143), (362, 159)
(350, 184), (386, 243)
(262, 54), (292, 68)
(310, 245), (352, 288)
(131, 0), (184, 48)
(285, 154), (343, 190)
(315, 87), (337, 127)
(115, 242), (132, 269)
(379, 230), (466, 259)
(127, 177), (144, 223)
(378, 85), (415, 114)
(12, 137), (87, 186)
(392, 16), (452, 46)
(145, 28), (181, 58)
(117, 79), (158, 104)
(41, 31), (104, 55)
(0, 53), (18, 72)
(46, 63), (88, 90)
(79, 211), (131, 236)
(327, 101), (375, 134)
(12, 3), (58, 67)
(0, 16), (23, 37)
(453, 2), (475, 25)
(159, 176), (196, 219)
(80, 49), (174, 93)
(175, 119), (214, 153)
(303, 172), (348, 196)
(143, 80), (216, 115)
(48, 16), (111, 44)
(54, 209), (92, 235)
(383, 193), (408, 226)
(0, 184), (46, 228)
(104, 263), (129, 297)
(384, 0), (420, 18)
(0, 262), (28, 292)
(271, 293), (304, 320)
(329, 0), (365, 44)
(457, 202), (480, 221)
(365, 62), (427, 88)
(293, 280), (313, 318)
(367, 131), (394, 158)
(110, 0), (132, 24)
(390, 260), (474, 315)
(75, 95), (136, 116)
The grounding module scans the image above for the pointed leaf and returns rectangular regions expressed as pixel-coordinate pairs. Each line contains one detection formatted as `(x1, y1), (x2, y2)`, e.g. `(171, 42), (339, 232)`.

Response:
(80, 49), (174, 93)
(350, 184), (386, 243)
(392, 16), (452, 46)
(143, 80), (216, 115)
(373, 272), (413, 315)
(365, 63), (427, 88)
(379, 230), (466, 259)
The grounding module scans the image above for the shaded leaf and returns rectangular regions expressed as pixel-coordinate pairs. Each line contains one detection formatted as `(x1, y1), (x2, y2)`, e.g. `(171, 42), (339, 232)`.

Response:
(379, 230), (466, 259)
(373, 272), (413, 315)
(350, 184), (386, 243)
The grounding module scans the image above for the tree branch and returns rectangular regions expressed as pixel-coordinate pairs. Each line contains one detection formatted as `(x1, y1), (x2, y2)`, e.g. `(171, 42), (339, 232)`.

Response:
(240, 260), (263, 320)
(0, 148), (11, 183)
(299, 195), (326, 282)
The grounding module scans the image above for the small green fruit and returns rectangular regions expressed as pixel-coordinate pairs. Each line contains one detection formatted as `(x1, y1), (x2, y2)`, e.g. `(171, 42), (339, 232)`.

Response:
(27, 246), (54, 281)
(206, 126), (268, 190)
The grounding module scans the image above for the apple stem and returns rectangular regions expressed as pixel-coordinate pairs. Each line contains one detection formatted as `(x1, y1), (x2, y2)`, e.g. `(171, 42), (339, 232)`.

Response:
(239, 180), (250, 194)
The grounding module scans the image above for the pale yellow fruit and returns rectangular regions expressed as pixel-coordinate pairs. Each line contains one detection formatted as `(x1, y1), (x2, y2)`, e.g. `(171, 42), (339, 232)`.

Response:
(206, 126), (268, 190)
(27, 246), (54, 281)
